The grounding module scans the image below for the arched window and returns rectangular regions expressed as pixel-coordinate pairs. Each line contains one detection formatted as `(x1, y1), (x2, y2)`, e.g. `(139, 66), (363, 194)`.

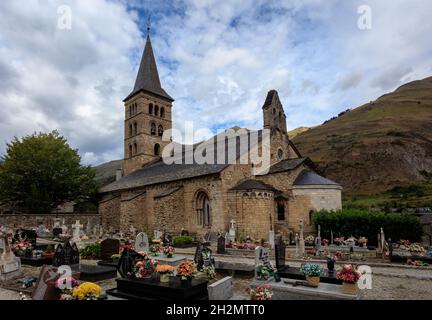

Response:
(149, 103), (153, 115)
(154, 143), (161, 156)
(133, 122), (138, 135)
(129, 144), (133, 158)
(195, 191), (211, 227)
(129, 124), (133, 137)
(309, 210), (314, 226)
(155, 105), (159, 116)
(160, 107), (165, 118)
(133, 143), (138, 155)
(158, 125), (163, 137)
(150, 122), (156, 135)
(277, 198), (286, 221)
(273, 108), (275, 114)
(129, 106), (133, 117)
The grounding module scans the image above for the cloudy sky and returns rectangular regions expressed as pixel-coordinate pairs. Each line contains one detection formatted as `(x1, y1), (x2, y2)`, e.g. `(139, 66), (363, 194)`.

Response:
(0, 0), (431, 165)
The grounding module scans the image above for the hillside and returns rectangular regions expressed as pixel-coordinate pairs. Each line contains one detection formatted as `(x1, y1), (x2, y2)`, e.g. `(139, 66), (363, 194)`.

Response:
(94, 160), (122, 186)
(288, 126), (311, 139)
(293, 76), (432, 200)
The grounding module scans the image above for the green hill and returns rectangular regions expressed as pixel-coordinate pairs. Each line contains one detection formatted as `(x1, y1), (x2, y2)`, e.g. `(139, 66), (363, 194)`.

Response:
(293, 76), (432, 204)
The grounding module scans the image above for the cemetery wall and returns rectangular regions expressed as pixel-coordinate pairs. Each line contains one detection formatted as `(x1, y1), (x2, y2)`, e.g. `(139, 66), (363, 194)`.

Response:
(99, 194), (121, 230)
(0, 213), (100, 229)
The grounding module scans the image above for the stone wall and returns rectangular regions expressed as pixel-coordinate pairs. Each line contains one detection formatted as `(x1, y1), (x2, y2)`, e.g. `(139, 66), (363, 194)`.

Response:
(153, 187), (185, 234)
(99, 194), (121, 230)
(0, 213), (100, 230)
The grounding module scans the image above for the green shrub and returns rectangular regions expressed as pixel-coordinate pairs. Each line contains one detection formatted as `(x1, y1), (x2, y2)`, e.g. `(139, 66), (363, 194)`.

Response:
(313, 209), (423, 245)
(173, 235), (194, 247)
(80, 243), (101, 260)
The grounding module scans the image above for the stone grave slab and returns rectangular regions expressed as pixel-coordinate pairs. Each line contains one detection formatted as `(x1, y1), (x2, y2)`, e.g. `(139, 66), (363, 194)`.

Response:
(155, 255), (187, 267)
(78, 264), (118, 282)
(107, 277), (209, 300)
(100, 238), (120, 261)
(208, 276), (233, 300)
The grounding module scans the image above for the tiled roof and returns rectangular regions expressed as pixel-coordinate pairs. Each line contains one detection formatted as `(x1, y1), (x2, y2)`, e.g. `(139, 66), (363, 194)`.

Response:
(293, 170), (340, 186)
(230, 180), (276, 191)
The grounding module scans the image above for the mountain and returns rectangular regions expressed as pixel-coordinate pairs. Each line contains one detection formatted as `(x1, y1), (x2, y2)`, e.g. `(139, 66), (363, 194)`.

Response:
(288, 126), (311, 139)
(94, 160), (123, 186)
(292, 76), (432, 198)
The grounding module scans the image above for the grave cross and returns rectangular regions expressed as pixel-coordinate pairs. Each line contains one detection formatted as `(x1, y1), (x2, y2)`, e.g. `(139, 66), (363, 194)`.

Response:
(299, 220), (305, 258)
(72, 220), (83, 243)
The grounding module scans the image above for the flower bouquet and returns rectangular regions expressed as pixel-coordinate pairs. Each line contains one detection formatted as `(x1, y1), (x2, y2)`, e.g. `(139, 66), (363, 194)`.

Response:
(156, 264), (175, 283)
(336, 264), (363, 295)
(55, 276), (80, 300)
(12, 241), (33, 257)
(334, 237), (345, 246)
(163, 245), (175, 258)
(300, 263), (323, 286)
(255, 265), (273, 281)
(358, 237), (368, 247)
(72, 282), (102, 300)
(177, 261), (196, 282)
(202, 265), (217, 280)
(131, 258), (158, 279)
(322, 239), (329, 246)
(150, 240), (161, 256)
(304, 235), (315, 246)
(245, 284), (273, 300)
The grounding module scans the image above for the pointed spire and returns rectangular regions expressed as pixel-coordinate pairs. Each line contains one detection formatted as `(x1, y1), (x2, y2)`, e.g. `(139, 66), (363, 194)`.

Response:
(262, 90), (282, 109)
(124, 30), (173, 102)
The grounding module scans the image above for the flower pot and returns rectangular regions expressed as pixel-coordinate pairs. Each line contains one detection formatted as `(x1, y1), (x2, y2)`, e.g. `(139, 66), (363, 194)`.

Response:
(342, 282), (358, 295)
(306, 276), (320, 286)
(160, 273), (170, 283)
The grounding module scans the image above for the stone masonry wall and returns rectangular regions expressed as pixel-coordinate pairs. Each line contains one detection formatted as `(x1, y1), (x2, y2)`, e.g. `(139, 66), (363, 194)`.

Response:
(153, 187), (185, 234)
(99, 195), (121, 230)
(0, 213), (100, 230)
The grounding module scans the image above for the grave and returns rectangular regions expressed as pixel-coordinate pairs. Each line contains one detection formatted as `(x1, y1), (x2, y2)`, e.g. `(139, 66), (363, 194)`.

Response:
(155, 255), (187, 267)
(0, 233), (22, 282)
(254, 246), (281, 282)
(135, 232), (149, 253)
(217, 234), (226, 254)
(97, 238), (121, 267)
(14, 229), (37, 246)
(52, 241), (80, 268)
(107, 248), (208, 300)
(208, 276), (234, 300)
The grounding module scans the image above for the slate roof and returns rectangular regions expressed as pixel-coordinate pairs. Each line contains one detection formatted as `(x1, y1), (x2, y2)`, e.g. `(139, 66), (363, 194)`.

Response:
(230, 180), (276, 191)
(124, 34), (173, 102)
(268, 158), (307, 174)
(293, 170), (340, 186)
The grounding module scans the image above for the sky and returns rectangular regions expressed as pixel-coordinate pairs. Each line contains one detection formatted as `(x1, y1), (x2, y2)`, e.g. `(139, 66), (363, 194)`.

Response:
(0, 0), (431, 165)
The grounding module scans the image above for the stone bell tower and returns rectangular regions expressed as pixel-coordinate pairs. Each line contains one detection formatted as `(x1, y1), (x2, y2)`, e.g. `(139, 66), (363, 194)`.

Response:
(123, 30), (174, 176)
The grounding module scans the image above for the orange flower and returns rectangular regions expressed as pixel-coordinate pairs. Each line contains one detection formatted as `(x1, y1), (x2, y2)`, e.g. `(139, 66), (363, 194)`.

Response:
(156, 265), (175, 274)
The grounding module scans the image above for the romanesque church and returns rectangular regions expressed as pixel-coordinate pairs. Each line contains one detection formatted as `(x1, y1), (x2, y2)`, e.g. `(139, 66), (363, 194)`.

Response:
(98, 32), (342, 241)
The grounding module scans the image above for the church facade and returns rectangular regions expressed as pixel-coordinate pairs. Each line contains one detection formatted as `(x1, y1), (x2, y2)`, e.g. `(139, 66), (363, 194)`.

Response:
(98, 32), (342, 240)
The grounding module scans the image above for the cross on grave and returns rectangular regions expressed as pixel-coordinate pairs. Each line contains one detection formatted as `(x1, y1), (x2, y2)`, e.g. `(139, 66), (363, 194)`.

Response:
(72, 220), (83, 243)
(315, 225), (322, 256)
(298, 220), (305, 257)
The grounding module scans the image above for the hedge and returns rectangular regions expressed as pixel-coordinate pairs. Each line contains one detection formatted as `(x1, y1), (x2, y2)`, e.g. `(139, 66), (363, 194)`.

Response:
(312, 209), (423, 245)
(173, 235), (194, 247)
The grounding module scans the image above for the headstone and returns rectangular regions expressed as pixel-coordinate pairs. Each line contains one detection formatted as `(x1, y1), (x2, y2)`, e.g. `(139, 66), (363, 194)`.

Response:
(53, 218), (61, 229)
(269, 230), (275, 249)
(295, 233), (299, 257)
(135, 232), (149, 253)
(31, 265), (61, 300)
(380, 227), (385, 254)
(86, 218), (92, 236)
(100, 238), (121, 261)
(315, 225), (322, 256)
(194, 242), (204, 270)
(154, 230), (163, 241)
(254, 246), (280, 282)
(228, 219), (236, 242)
(204, 231), (218, 243)
(208, 276), (234, 300)
(61, 219), (68, 235)
(275, 235), (286, 270)
(52, 241), (80, 267)
(217, 235), (226, 254)
(330, 230), (334, 245)
(129, 225), (137, 238)
(14, 229), (37, 246)
(72, 220), (83, 243)
(201, 245), (215, 270)
(299, 220), (305, 257)
(117, 248), (145, 278)
(0, 234), (22, 281)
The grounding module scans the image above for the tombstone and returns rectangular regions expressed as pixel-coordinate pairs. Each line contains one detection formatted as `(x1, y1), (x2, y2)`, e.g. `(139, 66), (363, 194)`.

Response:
(53, 218), (61, 229)
(208, 277), (234, 300)
(315, 225), (322, 256)
(53, 228), (63, 238)
(274, 235), (286, 270)
(154, 230), (163, 241)
(377, 233), (382, 253)
(298, 220), (305, 257)
(268, 230), (275, 249)
(100, 238), (121, 261)
(330, 230), (334, 245)
(61, 219), (68, 235)
(380, 227), (385, 254)
(135, 232), (149, 253)
(201, 245), (215, 270)
(294, 233), (299, 257)
(217, 235), (226, 254)
(72, 220), (83, 243)
(0, 233), (22, 282)
(86, 218), (92, 236)
(117, 248), (145, 278)
(194, 242), (204, 270)
(254, 246), (281, 282)
(52, 241), (80, 267)
(228, 219), (236, 242)
(129, 225), (137, 238)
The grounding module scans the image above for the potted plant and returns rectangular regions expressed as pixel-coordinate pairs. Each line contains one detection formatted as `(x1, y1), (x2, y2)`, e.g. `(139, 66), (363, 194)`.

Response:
(245, 284), (273, 300)
(336, 264), (363, 295)
(156, 264), (175, 283)
(255, 265), (272, 281)
(177, 261), (196, 285)
(304, 235), (315, 246)
(163, 245), (175, 258)
(129, 257), (158, 279)
(150, 240), (161, 256)
(300, 263), (323, 286)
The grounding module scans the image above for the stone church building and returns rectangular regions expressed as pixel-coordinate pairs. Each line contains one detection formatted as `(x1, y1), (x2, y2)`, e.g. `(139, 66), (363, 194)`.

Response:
(98, 32), (342, 241)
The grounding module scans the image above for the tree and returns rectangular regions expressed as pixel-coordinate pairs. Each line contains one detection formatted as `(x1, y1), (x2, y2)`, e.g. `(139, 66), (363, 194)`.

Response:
(0, 131), (99, 214)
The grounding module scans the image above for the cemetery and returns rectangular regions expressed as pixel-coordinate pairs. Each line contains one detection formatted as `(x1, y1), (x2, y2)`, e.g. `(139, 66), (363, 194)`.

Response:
(0, 215), (432, 301)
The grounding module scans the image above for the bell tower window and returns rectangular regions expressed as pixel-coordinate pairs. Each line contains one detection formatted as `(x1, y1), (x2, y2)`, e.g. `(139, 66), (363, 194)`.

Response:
(133, 122), (138, 135)
(154, 143), (161, 156)
(158, 125), (163, 137)
(149, 103), (153, 115)
(129, 144), (133, 158)
(151, 122), (156, 135)
(160, 107), (165, 118)
(129, 124), (133, 137)
(155, 105), (159, 116)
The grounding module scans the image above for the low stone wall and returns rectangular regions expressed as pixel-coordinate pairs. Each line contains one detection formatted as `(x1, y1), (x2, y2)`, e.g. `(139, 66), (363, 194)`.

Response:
(0, 213), (100, 230)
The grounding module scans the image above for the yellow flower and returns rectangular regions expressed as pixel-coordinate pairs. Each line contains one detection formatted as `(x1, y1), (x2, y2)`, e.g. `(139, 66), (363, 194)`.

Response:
(72, 282), (102, 300)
